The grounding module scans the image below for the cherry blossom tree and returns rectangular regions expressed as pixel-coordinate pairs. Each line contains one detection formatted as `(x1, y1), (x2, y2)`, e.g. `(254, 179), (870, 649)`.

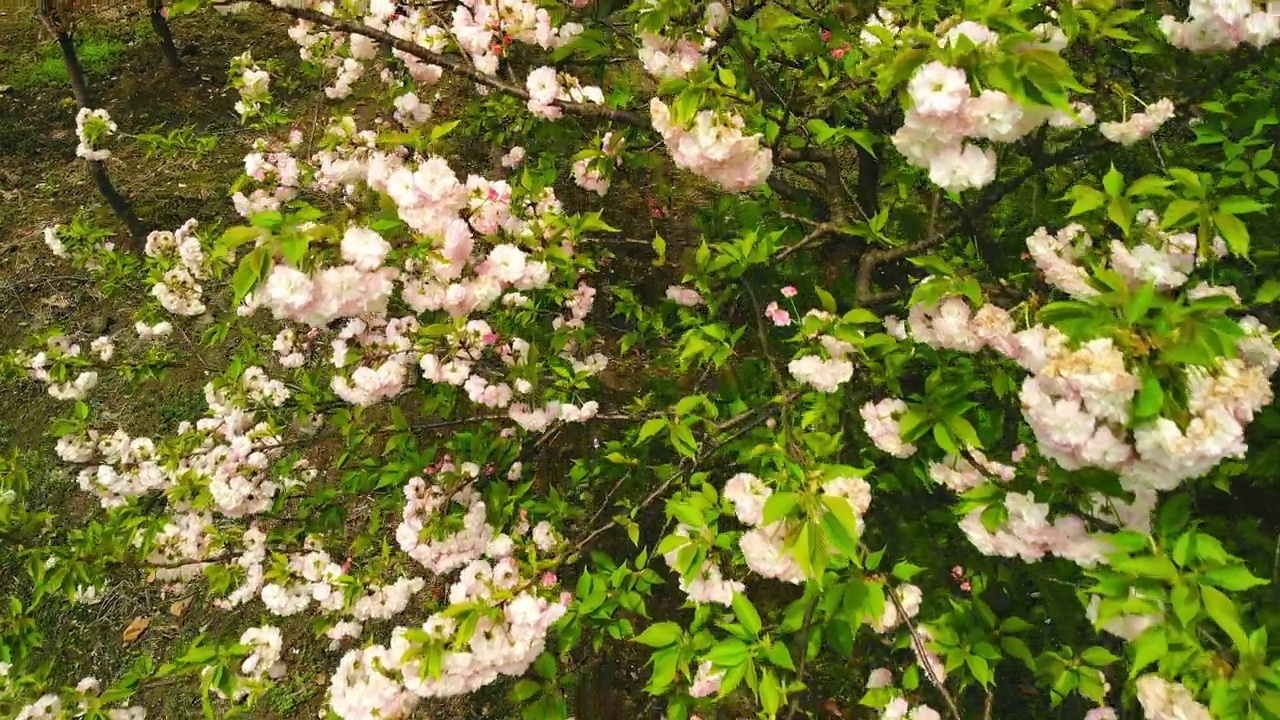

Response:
(4, 1), (1280, 720)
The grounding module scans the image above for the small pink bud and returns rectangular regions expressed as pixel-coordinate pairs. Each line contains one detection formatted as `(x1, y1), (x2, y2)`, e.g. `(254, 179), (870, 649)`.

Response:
(960, 581), (972, 593)
(820, 29), (832, 42)
(541, 572), (557, 587)
(781, 285), (797, 298)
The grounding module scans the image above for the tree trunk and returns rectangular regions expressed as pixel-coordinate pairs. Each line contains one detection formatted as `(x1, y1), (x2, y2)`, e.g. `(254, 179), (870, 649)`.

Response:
(87, 160), (148, 253)
(39, 2), (148, 252)
(41, 18), (97, 108)
(149, 0), (182, 69)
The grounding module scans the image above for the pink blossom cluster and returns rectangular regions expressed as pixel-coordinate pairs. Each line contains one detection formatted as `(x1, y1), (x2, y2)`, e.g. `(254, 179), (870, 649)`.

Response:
(883, 698), (942, 720)
(635, 2), (725, 78)
(328, 541), (569, 717)
(1136, 675), (1213, 720)
(688, 660), (724, 698)
(392, 91), (433, 126)
(56, 366), (291, 515)
(1159, 0), (1280, 52)
(396, 464), (498, 573)
(861, 398), (919, 458)
(867, 583), (923, 633)
(240, 625), (287, 680)
(1010, 320), (1277, 492)
(907, 296), (1015, 354)
(526, 65), (605, 120)
(571, 131), (625, 196)
(927, 447), (1017, 493)
(1099, 98), (1175, 145)
(959, 491), (1114, 567)
(450, 0), (583, 77)
(231, 51), (271, 118)
(1026, 224), (1098, 299)
(74, 108), (116, 161)
(894, 52), (1094, 192)
(272, 327), (314, 368)
(725, 472), (872, 583)
(660, 523), (744, 606)
(20, 334), (99, 401)
(788, 354), (854, 393)
(236, 144), (302, 219)
(649, 98), (773, 192)
(250, 254), (396, 329)
(665, 285), (704, 307)
(147, 219), (209, 316)
(329, 316), (418, 406)
(860, 7), (903, 47)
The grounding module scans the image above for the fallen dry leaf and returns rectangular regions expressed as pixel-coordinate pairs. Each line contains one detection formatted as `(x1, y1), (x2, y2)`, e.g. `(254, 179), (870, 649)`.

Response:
(170, 597), (193, 617)
(122, 616), (150, 644)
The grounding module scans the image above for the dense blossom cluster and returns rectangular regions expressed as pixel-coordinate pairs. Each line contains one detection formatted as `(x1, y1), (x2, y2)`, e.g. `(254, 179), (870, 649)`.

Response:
(660, 523), (744, 607)
(75, 108), (117, 161)
(893, 20), (1095, 191)
(636, 2), (727, 78)
(649, 98), (773, 192)
(19, 334), (99, 401)
(147, 218), (209, 316)
(723, 472), (871, 583)
(1159, 0), (1280, 52)
(1135, 675), (1213, 720)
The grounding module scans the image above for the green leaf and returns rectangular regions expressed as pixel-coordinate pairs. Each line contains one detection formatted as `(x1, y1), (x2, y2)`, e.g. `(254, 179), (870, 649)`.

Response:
(513, 679), (541, 702)
(1113, 554), (1177, 581)
(1064, 186), (1106, 217)
(763, 642), (794, 671)
(1255, 280), (1280, 305)
(815, 287), (837, 314)
(1213, 211), (1250, 256)
(637, 418), (667, 444)
(1202, 565), (1269, 592)
(1216, 196), (1268, 215)
(1132, 376), (1164, 420)
(633, 622), (682, 648)
(1103, 164), (1124, 196)
(652, 233), (667, 267)
(732, 593), (762, 636)
(1171, 581), (1201, 627)
(763, 492), (800, 524)
(430, 120), (460, 141)
(1127, 281), (1157, 323)
(945, 415), (983, 449)
(232, 247), (268, 304)
(1080, 646), (1120, 667)
(1161, 199), (1200, 228)
(1201, 585), (1249, 648)
(704, 638), (750, 667)
(966, 654), (993, 686)
(892, 561), (924, 582)
(1125, 175), (1173, 197)
(1130, 628), (1167, 675)
(1001, 636), (1035, 669)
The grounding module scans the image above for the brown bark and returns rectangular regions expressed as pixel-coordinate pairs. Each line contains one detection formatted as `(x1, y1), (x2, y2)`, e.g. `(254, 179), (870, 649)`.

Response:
(149, 0), (182, 69)
(39, 1), (148, 252)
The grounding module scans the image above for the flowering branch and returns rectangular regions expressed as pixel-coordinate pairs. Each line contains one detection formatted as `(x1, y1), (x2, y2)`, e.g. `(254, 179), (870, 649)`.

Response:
(854, 139), (1109, 304)
(229, 0), (651, 127)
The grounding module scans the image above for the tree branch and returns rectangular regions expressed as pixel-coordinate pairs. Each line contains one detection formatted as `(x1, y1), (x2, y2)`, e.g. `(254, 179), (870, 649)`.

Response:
(233, 0), (650, 127)
(854, 139), (1108, 305)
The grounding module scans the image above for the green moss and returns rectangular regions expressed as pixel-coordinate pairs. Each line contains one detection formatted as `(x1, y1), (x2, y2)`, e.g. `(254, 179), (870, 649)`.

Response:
(1, 27), (130, 91)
